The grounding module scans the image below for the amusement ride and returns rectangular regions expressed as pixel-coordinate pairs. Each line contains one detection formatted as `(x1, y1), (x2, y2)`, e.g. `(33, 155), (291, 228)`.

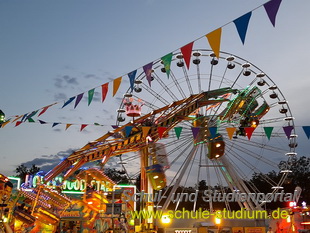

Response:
(0, 49), (298, 232)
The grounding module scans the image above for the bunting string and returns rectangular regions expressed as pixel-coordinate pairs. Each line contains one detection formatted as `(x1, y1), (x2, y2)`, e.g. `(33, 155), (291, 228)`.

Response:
(3, 118), (310, 141)
(2, 0), (283, 128)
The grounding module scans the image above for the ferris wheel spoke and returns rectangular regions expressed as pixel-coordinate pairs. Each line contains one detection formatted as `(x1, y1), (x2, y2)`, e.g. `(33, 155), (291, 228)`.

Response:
(225, 140), (282, 168)
(140, 82), (170, 106)
(153, 71), (180, 101)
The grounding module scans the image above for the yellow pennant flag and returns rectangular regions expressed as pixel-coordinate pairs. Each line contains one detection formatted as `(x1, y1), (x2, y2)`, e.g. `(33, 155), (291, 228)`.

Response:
(113, 76), (122, 97)
(206, 28), (222, 58)
(142, 126), (151, 138)
(226, 127), (236, 140)
(65, 124), (72, 130)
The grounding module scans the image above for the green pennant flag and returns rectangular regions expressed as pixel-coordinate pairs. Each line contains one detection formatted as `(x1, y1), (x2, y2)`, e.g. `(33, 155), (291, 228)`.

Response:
(88, 88), (95, 106)
(264, 127), (274, 140)
(161, 53), (173, 78)
(174, 127), (183, 139)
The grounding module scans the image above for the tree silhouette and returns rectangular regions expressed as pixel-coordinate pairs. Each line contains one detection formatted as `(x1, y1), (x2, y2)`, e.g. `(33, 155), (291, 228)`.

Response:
(15, 164), (40, 183)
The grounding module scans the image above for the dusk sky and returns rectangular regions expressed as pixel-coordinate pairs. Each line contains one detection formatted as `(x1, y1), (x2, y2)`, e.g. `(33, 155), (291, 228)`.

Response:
(0, 0), (309, 178)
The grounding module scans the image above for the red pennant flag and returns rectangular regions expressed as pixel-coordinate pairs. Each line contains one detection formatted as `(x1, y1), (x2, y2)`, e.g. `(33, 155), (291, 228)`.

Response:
(157, 127), (167, 139)
(38, 103), (56, 116)
(101, 83), (109, 102)
(244, 127), (256, 140)
(80, 124), (88, 131)
(15, 121), (22, 127)
(180, 42), (194, 69)
(39, 107), (49, 117)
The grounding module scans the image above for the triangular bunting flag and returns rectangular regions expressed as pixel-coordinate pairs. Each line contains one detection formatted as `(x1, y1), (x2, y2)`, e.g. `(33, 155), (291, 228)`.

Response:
(75, 93), (84, 108)
(38, 120), (47, 124)
(1, 120), (10, 128)
(15, 121), (22, 127)
(38, 104), (53, 116)
(158, 127), (167, 139)
(244, 127), (255, 140)
(302, 126), (310, 139)
(206, 28), (222, 58)
(142, 126), (151, 138)
(21, 113), (28, 122)
(62, 96), (75, 108)
(88, 88), (95, 106)
(125, 126), (133, 137)
(101, 83), (109, 102)
(12, 115), (22, 123)
(26, 110), (38, 122)
(80, 124), (88, 131)
(161, 53), (173, 79)
(226, 127), (236, 140)
(233, 12), (252, 44)
(209, 127), (217, 138)
(113, 77), (122, 97)
(27, 118), (35, 123)
(111, 125), (119, 129)
(128, 70), (137, 91)
(264, 127), (274, 140)
(174, 127), (183, 139)
(264, 0), (282, 27)
(65, 124), (72, 130)
(283, 126), (293, 139)
(143, 62), (153, 87)
(180, 42), (194, 69)
(191, 127), (200, 139)
(52, 122), (60, 128)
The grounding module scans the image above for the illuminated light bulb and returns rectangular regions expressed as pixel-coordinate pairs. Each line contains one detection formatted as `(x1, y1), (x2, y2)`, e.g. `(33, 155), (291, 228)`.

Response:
(215, 217), (221, 225)
(161, 214), (171, 224)
(153, 175), (159, 179)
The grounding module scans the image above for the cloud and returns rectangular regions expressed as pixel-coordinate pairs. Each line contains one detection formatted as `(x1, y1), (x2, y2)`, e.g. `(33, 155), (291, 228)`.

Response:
(18, 148), (76, 173)
(54, 92), (67, 101)
(54, 75), (79, 89)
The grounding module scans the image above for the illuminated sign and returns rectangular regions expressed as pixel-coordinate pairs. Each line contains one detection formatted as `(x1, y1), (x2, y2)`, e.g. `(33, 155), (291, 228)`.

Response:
(29, 175), (113, 194)
(165, 228), (197, 233)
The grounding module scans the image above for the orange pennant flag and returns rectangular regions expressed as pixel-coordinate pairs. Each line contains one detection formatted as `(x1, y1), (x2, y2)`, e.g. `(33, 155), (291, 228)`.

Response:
(142, 126), (151, 138)
(157, 127), (168, 139)
(1, 120), (10, 128)
(226, 127), (236, 140)
(244, 127), (256, 140)
(12, 115), (22, 123)
(206, 28), (222, 58)
(113, 77), (122, 97)
(65, 124), (72, 130)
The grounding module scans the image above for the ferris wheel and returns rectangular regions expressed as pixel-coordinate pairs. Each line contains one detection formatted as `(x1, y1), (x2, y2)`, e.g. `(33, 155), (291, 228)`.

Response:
(44, 49), (297, 212)
(113, 49), (297, 211)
